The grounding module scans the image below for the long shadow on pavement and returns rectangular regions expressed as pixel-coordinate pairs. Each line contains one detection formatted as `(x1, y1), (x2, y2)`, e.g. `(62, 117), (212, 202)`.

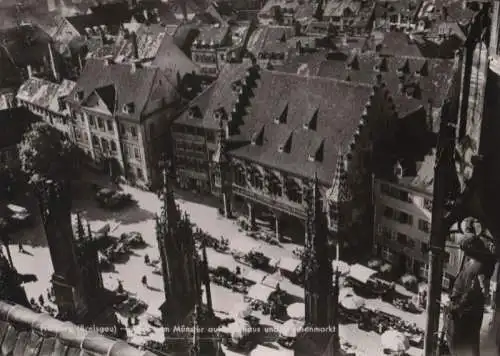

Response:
(73, 198), (156, 226)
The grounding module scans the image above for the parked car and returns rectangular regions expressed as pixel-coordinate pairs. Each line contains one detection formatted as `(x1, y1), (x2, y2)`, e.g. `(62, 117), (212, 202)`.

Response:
(147, 315), (163, 328)
(120, 232), (145, 248)
(95, 188), (133, 209)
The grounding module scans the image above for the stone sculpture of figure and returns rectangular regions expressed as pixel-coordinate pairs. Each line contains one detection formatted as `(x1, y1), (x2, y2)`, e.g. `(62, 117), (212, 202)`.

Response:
(446, 230), (496, 356)
(0, 250), (36, 308)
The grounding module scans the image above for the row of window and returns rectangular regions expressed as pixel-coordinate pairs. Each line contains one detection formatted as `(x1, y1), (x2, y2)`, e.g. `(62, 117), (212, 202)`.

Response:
(200, 66), (218, 75)
(382, 205), (431, 232)
(176, 141), (206, 152)
(380, 183), (432, 210)
(176, 157), (208, 172)
(173, 125), (216, 142)
(122, 144), (142, 162)
(378, 225), (451, 263)
(379, 247), (451, 289)
(119, 123), (138, 140)
(193, 54), (217, 64)
(92, 135), (117, 153)
(89, 115), (114, 133)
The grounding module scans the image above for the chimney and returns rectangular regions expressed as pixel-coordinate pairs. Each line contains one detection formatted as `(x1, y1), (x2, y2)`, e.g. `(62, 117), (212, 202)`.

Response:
(27, 65), (33, 78)
(398, 82), (404, 95)
(131, 31), (139, 59)
(48, 43), (59, 82)
(442, 6), (448, 21)
(131, 61), (142, 74)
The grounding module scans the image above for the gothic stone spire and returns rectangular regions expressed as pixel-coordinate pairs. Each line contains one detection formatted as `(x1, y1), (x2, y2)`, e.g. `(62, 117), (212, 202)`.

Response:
(158, 160), (180, 231)
(303, 173), (333, 327)
(327, 152), (352, 204)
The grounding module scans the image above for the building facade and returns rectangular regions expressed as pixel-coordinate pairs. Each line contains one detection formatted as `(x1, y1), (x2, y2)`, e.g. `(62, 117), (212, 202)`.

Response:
(65, 58), (182, 188)
(16, 77), (76, 139)
(373, 174), (463, 289)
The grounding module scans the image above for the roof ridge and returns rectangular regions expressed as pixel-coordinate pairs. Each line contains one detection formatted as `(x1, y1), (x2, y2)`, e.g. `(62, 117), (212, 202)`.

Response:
(263, 69), (374, 89)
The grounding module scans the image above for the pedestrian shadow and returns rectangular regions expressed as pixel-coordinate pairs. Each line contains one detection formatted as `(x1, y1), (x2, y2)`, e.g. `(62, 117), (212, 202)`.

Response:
(146, 285), (162, 292)
(74, 200), (156, 226)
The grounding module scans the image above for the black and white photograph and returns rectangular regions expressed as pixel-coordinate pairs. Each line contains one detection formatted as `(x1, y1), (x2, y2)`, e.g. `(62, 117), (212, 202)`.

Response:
(0, 0), (497, 355)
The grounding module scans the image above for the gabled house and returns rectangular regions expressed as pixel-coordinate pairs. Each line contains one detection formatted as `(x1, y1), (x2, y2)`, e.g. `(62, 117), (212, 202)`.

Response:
(65, 58), (182, 188)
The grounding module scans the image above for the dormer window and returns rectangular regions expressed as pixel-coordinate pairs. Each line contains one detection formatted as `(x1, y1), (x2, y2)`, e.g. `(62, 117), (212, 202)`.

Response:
(57, 97), (65, 111)
(346, 55), (359, 70)
(397, 59), (410, 75)
(188, 106), (201, 119)
(75, 91), (84, 101)
(274, 104), (288, 124)
(417, 60), (429, 76)
(374, 64), (380, 72)
(123, 102), (135, 114)
(251, 126), (264, 145)
(214, 107), (227, 121)
(231, 80), (243, 95)
(279, 132), (293, 153)
(303, 108), (318, 130)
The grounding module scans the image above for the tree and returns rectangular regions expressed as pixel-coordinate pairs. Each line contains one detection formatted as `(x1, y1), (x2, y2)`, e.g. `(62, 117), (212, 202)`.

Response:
(18, 122), (79, 187)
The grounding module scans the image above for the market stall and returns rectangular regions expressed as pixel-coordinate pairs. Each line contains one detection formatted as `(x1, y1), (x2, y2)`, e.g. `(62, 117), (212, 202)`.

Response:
(279, 319), (304, 338)
(245, 284), (275, 304)
(340, 295), (365, 311)
(348, 264), (377, 284)
(287, 303), (305, 320)
(332, 260), (350, 276)
(279, 257), (302, 279)
(381, 329), (410, 355)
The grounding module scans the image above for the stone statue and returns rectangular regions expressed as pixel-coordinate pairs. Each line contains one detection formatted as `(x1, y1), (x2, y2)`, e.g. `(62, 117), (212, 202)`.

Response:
(446, 228), (496, 356)
(0, 250), (37, 308)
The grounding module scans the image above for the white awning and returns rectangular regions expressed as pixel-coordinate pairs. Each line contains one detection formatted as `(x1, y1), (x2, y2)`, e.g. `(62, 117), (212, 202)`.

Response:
(247, 284), (275, 303)
(349, 263), (377, 284)
(250, 345), (294, 356)
(279, 257), (302, 273)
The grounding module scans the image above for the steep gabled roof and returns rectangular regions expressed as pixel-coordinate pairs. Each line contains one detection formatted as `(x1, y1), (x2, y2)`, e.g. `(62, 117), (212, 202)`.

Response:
(151, 34), (200, 78)
(230, 71), (374, 184)
(67, 59), (178, 121)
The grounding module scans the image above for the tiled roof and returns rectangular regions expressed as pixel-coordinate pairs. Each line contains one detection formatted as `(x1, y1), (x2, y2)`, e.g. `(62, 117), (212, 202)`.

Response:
(230, 71), (374, 184)
(151, 34), (200, 78)
(17, 77), (76, 115)
(16, 77), (60, 109)
(116, 24), (166, 60)
(0, 300), (159, 356)
(373, 0), (422, 20)
(66, 13), (131, 36)
(0, 108), (39, 149)
(0, 24), (52, 68)
(193, 24), (230, 45)
(67, 59), (178, 121)
(246, 25), (295, 55)
(275, 50), (456, 115)
(175, 63), (248, 130)
(324, 0), (362, 18)
(379, 31), (461, 58)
